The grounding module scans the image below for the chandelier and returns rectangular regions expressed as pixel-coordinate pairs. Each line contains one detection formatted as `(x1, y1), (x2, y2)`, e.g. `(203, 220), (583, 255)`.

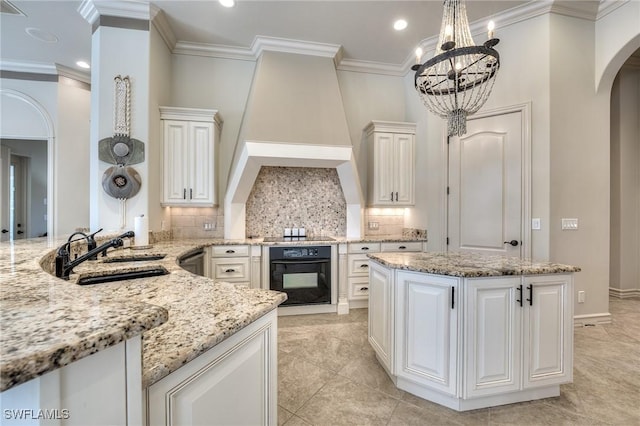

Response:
(413, 0), (500, 136)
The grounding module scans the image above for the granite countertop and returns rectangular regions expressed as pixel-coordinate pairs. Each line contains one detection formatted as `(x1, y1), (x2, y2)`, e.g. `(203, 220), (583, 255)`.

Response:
(0, 237), (286, 392)
(368, 251), (581, 277)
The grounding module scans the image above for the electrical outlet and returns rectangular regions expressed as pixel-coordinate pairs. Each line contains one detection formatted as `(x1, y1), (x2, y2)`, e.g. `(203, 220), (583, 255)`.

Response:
(203, 222), (215, 231)
(368, 222), (379, 230)
(578, 290), (585, 303)
(532, 218), (541, 230)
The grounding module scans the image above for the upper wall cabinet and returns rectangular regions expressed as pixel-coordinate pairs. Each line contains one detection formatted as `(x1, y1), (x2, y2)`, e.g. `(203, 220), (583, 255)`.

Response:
(160, 107), (223, 207)
(364, 121), (416, 206)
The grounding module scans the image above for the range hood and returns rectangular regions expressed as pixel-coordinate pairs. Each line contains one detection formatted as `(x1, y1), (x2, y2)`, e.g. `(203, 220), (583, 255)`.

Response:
(224, 50), (363, 239)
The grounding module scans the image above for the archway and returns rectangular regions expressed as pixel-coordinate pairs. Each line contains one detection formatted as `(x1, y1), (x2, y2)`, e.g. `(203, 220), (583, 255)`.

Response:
(0, 89), (55, 238)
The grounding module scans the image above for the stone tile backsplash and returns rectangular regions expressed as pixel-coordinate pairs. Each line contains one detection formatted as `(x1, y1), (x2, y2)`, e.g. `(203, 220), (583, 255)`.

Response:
(170, 207), (224, 239)
(245, 167), (347, 238)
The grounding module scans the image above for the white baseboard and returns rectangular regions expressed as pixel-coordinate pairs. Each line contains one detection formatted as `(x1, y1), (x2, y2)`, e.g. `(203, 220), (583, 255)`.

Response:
(574, 312), (612, 327)
(609, 287), (640, 299)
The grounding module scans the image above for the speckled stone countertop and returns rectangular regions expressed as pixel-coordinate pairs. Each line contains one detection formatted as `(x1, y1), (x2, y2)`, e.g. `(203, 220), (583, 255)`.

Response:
(368, 252), (580, 277)
(0, 237), (286, 392)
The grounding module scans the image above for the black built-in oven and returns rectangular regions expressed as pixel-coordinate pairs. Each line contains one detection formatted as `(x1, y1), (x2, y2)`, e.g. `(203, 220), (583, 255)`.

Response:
(269, 246), (331, 306)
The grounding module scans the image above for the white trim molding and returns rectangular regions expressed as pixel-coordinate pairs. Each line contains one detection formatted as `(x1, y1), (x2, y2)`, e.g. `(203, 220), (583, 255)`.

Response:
(609, 287), (640, 299)
(574, 313), (612, 327)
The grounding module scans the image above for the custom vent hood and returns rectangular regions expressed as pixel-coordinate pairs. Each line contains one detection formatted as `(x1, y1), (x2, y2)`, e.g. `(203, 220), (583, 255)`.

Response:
(224, 49), (363, 239)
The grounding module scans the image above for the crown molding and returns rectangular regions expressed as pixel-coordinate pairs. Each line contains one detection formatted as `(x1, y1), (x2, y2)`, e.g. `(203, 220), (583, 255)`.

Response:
(0, 60), (57, 75)
(78, 0), (154, 26)
(152, 8), (177, 51)
(173, 41), (256, 61)
(337, 59), (405, 77)
(55, 64), (91, 85)
(597, 0), (629, 20)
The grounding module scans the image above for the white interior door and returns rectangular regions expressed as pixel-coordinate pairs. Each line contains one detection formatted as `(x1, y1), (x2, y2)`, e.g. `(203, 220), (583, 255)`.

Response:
(0, 145), (9, 241)
(10, 154), (28, 240)
(448, 110), (524, 257)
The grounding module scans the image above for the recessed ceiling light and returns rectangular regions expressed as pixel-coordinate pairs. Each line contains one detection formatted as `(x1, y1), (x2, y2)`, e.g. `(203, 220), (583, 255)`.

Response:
(76, 61), (91, 69)
(25, 27), (58, 43)
(393, 19), (408, 31)
(219, 0), (235, 7)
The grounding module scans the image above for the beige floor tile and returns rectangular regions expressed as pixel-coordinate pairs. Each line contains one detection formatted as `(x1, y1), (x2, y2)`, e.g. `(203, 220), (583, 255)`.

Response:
(296, 376), (400, 425)
(278, 351), (335, 413)
(277, 298), (640, 426)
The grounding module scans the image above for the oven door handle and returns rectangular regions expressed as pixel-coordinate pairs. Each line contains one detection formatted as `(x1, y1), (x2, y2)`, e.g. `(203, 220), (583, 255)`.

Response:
(271, 259), (330, 265)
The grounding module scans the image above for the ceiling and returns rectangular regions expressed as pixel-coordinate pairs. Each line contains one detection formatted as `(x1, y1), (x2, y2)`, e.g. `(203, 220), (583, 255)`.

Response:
(0, 0), (535, 74)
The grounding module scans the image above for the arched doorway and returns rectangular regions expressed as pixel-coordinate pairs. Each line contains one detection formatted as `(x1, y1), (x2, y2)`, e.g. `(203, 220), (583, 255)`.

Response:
(0, 89), (55, 240)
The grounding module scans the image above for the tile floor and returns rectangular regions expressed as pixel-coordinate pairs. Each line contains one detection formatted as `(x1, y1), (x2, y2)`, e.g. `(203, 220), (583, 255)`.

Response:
(277, 297), (640, 425)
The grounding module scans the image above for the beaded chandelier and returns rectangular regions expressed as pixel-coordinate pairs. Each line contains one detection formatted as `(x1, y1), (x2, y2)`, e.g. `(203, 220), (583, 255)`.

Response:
(413, 0), (500, 136)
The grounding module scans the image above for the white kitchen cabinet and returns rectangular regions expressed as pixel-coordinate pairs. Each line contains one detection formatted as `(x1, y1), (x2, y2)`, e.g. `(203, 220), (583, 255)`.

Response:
(368, 260), (394, 374)
(209, 245), (251, 287)
(464, 275), (573, 398)
(146, 310), (277, 426)
(395, 271), (460, 397)
(364, 121), (416, 206)
(347, 241), (424, 307)
(368, 257), (575, 411)
(0, 338), (142, 426)
(522, 275), (573, 388)
(160, 107), (222, 207)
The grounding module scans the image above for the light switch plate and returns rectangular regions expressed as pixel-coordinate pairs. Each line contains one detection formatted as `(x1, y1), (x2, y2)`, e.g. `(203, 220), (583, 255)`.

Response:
(532, 218), (541, 230)
(562, 218), (578, 230)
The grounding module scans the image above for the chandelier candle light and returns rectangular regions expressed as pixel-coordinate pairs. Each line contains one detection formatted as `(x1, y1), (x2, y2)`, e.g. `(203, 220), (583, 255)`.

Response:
(413, 0), (500, 136)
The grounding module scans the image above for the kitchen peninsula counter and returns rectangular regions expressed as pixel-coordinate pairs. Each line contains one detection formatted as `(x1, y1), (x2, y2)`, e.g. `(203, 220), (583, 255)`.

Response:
(0, 237), (286, 393)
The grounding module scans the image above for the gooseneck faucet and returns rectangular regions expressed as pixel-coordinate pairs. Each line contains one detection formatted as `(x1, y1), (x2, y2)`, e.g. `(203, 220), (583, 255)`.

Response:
(55, 230), (135, 280)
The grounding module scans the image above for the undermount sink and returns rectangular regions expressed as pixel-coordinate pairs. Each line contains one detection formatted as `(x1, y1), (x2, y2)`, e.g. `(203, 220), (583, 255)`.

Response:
(76, 266), (169, 285)
(101, 254), (166, 263)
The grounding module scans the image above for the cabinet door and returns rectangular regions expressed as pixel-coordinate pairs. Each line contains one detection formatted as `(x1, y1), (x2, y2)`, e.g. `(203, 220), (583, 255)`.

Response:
(163, 120), (190, 204)
(395, 271), (459, 396)
(523, 275), (572, 388)
(372, 133), (396, 205)
(464, 277), (521, 398)
(189, 122), (215, 204)
(393, 133), (415, 205)
(368, 261), (394, 373)
(146, 311), (276, 426)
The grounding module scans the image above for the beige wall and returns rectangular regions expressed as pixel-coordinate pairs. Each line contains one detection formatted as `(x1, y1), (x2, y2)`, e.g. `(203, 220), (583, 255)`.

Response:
(549, 13), (610, 318)
(0, 77), (90, 236)
(610, 65), (640, 295)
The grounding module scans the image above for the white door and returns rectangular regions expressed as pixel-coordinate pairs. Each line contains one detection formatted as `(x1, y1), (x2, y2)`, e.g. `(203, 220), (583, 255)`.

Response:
(0, 145), (9, 241)
(393, 133), (415, 205)
(448, 110), (524, 256)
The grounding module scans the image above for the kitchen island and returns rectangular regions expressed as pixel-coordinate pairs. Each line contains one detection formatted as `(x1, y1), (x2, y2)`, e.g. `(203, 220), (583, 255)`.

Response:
(0, 237), (286, 425)
(366, 251), (580, 412)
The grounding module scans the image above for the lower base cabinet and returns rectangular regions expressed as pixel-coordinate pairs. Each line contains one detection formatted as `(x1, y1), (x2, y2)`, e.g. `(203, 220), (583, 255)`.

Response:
(145, 310), (277, 425)
(0, 338), (142, 426)
(368, 261), (574, 411)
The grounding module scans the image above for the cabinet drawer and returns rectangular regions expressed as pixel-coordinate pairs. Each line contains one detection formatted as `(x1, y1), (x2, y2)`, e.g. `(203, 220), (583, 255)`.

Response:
(348, 242), (381, 254)
(211, 258), (250, 281)
(349, 277), (370, 300)
(211, 245), (250, 257)
(381, 241), (423, 252)
(348, 255), (371, 277)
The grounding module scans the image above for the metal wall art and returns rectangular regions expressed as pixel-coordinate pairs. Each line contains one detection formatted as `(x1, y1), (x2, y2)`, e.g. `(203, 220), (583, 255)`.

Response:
(99, 76), (146, 228)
